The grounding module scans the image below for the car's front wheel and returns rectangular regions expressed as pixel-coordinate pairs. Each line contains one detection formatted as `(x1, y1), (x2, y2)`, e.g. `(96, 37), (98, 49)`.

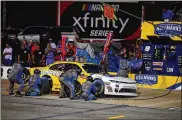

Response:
(64, 81), (82, 98)
(93, 79), (104, 97)
(21, 68), (30, 84)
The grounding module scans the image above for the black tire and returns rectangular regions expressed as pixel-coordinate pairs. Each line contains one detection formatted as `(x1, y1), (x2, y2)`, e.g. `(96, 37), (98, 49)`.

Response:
(21, 68), (30, 84)
(64, 81), (82, 97)
(41, 77), (51, 94)
(93, 79), (104, 97)
(75, 81), (82, 95)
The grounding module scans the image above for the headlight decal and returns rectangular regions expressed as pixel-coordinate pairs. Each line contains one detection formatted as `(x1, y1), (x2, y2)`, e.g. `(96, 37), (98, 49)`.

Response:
(104, 82), (111, 85)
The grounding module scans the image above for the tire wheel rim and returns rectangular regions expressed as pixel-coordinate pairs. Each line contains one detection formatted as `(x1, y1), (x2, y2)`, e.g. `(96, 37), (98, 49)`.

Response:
(95, 83), (102, 94)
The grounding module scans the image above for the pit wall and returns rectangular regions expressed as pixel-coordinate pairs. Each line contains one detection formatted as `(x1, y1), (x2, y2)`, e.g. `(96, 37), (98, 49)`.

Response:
(129, 74), (182, 90)
(2, 66), (181, 90)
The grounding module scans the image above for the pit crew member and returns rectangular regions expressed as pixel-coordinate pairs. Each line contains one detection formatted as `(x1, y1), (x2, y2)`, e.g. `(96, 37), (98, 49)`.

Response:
(8, 62), (27, 96)
(25, 69), (43, 96)
(59, 65), (80, 99)
(74, 76), (97, 101)
(117, 57), (131, 77)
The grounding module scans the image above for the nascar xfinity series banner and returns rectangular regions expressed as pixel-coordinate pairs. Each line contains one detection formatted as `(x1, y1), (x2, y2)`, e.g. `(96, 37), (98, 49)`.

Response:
(58, 1), (142, 40)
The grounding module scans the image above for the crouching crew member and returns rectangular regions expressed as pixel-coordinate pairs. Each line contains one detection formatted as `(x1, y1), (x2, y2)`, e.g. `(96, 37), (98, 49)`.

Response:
(25, 69), (43, 96)
(74, 76), (97, 101)
(59, 66), (80, 99)
(8, 63), (27, 96)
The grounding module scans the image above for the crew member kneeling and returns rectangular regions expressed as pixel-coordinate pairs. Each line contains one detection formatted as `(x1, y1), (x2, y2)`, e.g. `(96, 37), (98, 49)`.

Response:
(75, 76), (97, 101)
(25, 69), (43, 96)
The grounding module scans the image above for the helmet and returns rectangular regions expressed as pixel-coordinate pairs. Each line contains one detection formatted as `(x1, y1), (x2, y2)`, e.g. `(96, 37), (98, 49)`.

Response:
(34, 69), (41, 74)
(86, 76), (93, 82)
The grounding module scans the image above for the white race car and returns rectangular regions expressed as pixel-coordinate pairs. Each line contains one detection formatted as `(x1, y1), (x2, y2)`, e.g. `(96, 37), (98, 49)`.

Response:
(90, 74), (137, 97)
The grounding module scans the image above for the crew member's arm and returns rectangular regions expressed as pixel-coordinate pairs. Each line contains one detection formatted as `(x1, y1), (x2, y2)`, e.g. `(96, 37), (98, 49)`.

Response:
(32, 54), (35, 64)
(45, 48), (50, 54)
(41, 54), (45, 64)
(9, 48), (13, 55)
(3, 49), (8, 56)
(73, 46), (77, 57)
(18, 55), (20, 63)
(28, 53), (31, 63)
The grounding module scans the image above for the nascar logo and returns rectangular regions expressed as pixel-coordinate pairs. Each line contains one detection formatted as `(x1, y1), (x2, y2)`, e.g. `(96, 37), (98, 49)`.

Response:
(82, 4), (119, 12)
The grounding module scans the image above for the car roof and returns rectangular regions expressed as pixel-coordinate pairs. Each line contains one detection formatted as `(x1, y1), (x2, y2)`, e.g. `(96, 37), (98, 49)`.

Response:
(52, 61), (95, 65)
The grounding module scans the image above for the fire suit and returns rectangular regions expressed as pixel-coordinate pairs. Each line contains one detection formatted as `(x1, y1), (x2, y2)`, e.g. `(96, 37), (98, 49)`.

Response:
(25, 75), (44, 96)
(117, 58), (131, 77)
(81, 81), (97, 101)
(8, 63), (25, 95)
(74, 81), (97, 101)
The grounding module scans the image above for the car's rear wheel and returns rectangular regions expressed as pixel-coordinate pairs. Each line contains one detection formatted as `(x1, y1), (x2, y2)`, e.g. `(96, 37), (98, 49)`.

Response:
(93, 79), (104, 97)
(41, 76), (51, 94)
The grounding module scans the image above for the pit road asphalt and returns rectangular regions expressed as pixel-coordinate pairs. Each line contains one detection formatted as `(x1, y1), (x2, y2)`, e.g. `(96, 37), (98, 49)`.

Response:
(1, 95), (181, 120)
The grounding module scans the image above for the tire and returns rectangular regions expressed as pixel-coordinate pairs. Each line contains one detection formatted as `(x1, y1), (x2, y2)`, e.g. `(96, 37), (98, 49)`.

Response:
(41, 77), (51, 94)
(21, 68), (30, 84)
(93, 79), (104, 97)
(75, 81), (82, 95)
(64, 81), (82, 97)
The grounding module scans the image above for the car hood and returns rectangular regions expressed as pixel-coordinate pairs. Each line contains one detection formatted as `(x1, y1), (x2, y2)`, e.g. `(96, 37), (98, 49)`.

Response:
(91, 74), (136, 83)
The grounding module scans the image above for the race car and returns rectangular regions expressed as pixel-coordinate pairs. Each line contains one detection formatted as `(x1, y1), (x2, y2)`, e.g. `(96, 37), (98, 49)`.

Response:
(29, 61), (137, 96)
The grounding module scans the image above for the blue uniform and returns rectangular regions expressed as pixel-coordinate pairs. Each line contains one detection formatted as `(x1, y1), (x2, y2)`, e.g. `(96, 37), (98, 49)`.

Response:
(25, 74), (43, 96)
(117, 58), (131, 77)
(83, 81), (97, 101)
(59, 69), (78, 99)
(8, 63), (25, 94)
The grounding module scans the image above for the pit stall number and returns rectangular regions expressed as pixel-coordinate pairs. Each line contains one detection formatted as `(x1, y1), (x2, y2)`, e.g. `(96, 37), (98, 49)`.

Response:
(1, 66), (30, 80)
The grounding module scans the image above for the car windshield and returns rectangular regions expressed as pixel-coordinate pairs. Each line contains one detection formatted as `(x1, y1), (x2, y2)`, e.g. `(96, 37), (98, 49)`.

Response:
(82, 64), (107, 74)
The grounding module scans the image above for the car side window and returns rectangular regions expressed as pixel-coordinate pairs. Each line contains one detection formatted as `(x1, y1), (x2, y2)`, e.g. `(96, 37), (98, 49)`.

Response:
(56, 64), (66, 71)
(49, 64), (58, 70)
(64, 64), (82, 72)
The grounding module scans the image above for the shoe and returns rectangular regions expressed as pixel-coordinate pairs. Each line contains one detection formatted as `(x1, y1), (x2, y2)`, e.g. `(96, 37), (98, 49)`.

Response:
(25, 92), (30, 96)
(59, 96), (65, 98)
(9, 93), (14, 95)
(70, 98), (75, 100)
(15, 91), (23, 97)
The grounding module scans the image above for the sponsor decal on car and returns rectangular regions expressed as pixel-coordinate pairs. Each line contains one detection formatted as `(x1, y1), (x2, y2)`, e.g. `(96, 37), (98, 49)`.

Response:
(135, 74), (158, 86)
(41, 70), (63, 77)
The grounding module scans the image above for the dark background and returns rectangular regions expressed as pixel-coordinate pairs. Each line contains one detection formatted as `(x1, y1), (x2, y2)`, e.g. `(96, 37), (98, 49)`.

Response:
(1, 1), (57, 29)
(1, 1), (181, 30)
